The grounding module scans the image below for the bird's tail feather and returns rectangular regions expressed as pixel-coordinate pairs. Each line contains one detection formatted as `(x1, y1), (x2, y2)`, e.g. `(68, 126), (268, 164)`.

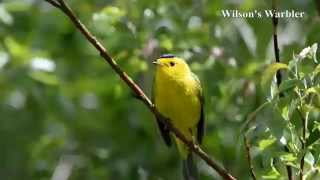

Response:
(182, 153), (198, 180)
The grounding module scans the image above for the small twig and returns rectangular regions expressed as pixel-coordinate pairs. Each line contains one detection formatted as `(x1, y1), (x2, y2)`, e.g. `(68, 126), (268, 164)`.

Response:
(241, 101), (270, 133)
(271, 0), (282, 89)
(45, 0), (61, 8)
(244, 134), (257, 180)
(297, 109), (308, 180)
(283, 146), (293, 180)
(44, 0), (237, 179)
(271, 1), (293, 179)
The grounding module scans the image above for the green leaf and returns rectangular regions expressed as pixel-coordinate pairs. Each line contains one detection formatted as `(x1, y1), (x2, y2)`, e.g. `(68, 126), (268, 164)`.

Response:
(304, 151), (315, 166)
(302, 104), (320, 114)
(314, 64), (320, 75)
(258, 136), (277, 151)
(4, 37), (29, 63)
(277, 97), (299, 121)
(262, 159), (282, 179)
(305, 87), (320, 96)
(92, 6), (126, 35)
(280, 103), (289, 121)
(311, 43), (318, 63)
(261, 63), (289, 89)
(92, 6), (125, 24)
(307, 121), (320, 147)
(312, 121), (320, 132)
(29, 71), (59, 85)
(102, 6), (126, 19)
(279, 152), (298, 168)
(306, 130), (320, 147)
(278, 79), (302, 93)
(288, 58), (299, 78)
(4, 1), (32, 12)
(261, 169), (281, 179)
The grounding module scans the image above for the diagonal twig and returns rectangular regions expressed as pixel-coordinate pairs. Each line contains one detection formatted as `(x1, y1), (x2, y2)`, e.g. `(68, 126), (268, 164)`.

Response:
(45, 0), (61, 8)
(44, 0), (237, 179)
(244, 134), (257, 180)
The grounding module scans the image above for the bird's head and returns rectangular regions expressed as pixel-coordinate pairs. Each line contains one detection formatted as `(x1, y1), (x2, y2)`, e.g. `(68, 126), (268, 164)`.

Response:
(153, 54), (190, 79)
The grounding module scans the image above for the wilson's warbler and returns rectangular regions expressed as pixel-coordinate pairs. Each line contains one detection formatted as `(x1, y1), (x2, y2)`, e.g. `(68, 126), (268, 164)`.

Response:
(152, 54), (205, 180)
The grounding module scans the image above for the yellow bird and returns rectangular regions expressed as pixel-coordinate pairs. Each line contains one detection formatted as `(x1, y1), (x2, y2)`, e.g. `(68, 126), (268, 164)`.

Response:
(152, 54), (205, 180)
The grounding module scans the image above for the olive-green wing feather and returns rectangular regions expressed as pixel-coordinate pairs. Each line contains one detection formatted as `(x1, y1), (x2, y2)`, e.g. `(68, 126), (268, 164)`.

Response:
(152, 76), (172, 147)
(192, 73), (205, 144)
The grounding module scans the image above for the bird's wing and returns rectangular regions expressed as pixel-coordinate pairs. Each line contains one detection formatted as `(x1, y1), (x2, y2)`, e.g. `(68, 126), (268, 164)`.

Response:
(152, 75), (172, 147)
(192, 73), (205, 144)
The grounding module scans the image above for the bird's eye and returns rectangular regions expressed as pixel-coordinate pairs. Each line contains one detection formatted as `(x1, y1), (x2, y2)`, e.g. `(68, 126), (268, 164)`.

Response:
(169, 62), (175, 67)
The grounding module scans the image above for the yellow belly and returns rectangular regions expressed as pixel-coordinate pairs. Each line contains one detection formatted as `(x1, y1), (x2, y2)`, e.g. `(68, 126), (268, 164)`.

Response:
(154, 76), (201, 140)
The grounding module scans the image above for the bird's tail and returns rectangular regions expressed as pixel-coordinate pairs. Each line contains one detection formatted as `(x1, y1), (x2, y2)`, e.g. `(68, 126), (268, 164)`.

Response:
(182, 152), (199, 180)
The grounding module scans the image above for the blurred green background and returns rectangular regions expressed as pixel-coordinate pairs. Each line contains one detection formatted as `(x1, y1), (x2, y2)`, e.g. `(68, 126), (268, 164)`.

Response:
(0, 0), (319, 179)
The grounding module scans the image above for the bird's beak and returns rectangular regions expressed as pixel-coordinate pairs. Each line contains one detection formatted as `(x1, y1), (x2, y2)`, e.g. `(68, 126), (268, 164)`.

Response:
(152, 61), (162, 66)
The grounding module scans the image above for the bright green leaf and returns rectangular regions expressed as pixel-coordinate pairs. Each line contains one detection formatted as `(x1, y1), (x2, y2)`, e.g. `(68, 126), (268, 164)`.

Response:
(29, 71), (59, 85)
(279, 152), (298, 168)
(261, 63), (289, 89)
(314, 64), (320, 75)
(262, 159), (282, 180)
(311, 43), (318, 63)
(93, 6), (125, 24)
(305, 87), (320, 96)
(4, 37), (29, 63)
(258, 136), (276, 151)
(304, 151), (315, 166)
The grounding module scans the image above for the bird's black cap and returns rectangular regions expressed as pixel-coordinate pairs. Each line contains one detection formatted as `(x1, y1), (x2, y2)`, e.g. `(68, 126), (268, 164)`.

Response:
(160, 54), (175, 58)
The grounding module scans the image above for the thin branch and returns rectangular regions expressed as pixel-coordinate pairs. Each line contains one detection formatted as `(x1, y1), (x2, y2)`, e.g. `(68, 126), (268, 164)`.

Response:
(314, 0), (320, 16)
(297, 109), (308, 180)
(244, 134), (257, 180)
(44, 0), (61, 8)
(283, 145), (293, 180)
(271, 1), (293, 180)
(44, 0), (237, 179)
(271, 0), (282, 88)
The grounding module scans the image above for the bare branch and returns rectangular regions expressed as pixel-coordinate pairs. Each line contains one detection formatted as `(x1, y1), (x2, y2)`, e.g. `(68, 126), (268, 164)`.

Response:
(271, 1), (293, 179)
(314, 0), (320, 16)
(244, 134), (257, 180)
(45, 0), (237, 179)
(283, 146), (293, 180)
(297, 109), (308, 180)
(271, 0), (282, 88)
(44, 0), (61, 8)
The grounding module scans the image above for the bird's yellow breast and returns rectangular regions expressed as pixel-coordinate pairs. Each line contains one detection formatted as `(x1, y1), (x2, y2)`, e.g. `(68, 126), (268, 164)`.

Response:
(154, 73), (201, 138)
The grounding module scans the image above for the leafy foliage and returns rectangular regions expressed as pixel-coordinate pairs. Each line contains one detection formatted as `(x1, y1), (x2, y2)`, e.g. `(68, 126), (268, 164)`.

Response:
(246, 44), (320, 179)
